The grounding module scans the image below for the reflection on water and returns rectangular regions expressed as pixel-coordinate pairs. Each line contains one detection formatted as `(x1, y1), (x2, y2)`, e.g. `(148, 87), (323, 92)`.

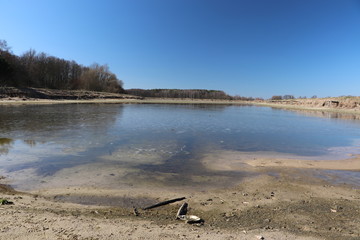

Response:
(0, 138), (13, 145)
(0, 104), (360, 190)
(0, 138), (13, 155)
(287, 108), (360, 122)
(0, 104), (122, 176)
(23, 139), (36, 147)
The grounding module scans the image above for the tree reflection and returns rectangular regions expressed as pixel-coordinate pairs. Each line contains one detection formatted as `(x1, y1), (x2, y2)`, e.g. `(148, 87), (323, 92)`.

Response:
(23, 139), (36, 147)
(0, 138), (13, 155)
(0, 104), (123, 140)
(286, 109), (360, 123)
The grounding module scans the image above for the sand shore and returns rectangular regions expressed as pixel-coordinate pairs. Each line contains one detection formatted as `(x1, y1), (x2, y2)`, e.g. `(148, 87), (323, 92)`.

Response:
(1, 96), (360, 116)
(1, 151), (360, 240)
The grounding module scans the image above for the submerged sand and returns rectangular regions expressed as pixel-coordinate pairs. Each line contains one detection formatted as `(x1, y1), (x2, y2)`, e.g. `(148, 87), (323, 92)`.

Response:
(1, 151), (360, 240)
(202, 150), (360, 171)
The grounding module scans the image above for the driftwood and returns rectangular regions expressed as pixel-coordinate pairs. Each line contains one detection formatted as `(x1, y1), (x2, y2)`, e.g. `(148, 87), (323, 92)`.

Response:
(143, 197), (186, 210)
(133, 207), (139, 216)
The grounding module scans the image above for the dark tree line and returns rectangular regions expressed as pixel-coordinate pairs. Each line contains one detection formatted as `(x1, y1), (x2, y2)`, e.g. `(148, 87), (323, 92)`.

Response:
(126, 88), (257, 100)
(271, 95), (318, 100)
(0, 40), (124, 93)
(271, 95), (295, 100)
(126, 88), (232, 99)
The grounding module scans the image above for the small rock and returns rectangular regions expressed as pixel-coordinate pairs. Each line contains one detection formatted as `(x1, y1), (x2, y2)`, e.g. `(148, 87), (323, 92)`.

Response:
(133, 207), (139, 216)
(176, 202), (188, 219)
(0, 199), (14, 205)
(178, 215), (204, 225)
(256, 235), (265, 240)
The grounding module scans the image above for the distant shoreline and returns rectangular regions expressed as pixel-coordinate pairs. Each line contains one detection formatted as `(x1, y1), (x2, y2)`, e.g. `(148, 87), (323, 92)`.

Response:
(2, 96), (360, 116)
(1, 87), (360, 115)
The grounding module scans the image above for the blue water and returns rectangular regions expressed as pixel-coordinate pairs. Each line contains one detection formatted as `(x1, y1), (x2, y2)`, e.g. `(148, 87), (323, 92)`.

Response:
(0, 104), (360, 189)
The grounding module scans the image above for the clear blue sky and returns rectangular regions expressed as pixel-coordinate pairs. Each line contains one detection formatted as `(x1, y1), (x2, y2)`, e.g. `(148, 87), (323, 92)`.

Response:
(1, 0), (359, 98)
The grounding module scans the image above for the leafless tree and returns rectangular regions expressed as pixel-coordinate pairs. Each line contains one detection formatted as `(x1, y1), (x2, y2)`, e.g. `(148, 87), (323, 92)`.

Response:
(1, 40), (124, 93)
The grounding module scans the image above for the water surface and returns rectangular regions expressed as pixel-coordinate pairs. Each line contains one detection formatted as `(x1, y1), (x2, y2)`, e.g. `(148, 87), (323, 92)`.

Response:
(1, 104), (360, 190)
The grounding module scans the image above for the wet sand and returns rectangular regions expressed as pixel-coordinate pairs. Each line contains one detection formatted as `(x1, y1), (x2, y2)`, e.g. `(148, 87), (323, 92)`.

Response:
(202, 150), (360, 171)
(1, 152), (360, 240)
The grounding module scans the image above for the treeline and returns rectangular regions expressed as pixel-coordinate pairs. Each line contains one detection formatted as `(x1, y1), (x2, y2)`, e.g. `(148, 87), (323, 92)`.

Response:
(126, 88), (232, 99)
(126, 88), (258, 101)
(0, 40), (124, 93)
(271, 95), (318, 100)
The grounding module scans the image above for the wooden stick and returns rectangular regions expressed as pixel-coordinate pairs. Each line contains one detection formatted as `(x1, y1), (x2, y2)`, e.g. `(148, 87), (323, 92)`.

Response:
(143, 197), (186, 210)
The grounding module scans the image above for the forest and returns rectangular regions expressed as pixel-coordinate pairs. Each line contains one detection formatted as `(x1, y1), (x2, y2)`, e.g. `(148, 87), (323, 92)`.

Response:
(126, 89), (261, 100)
(0, 40), (124, 93)
(126, 88), (233, 100)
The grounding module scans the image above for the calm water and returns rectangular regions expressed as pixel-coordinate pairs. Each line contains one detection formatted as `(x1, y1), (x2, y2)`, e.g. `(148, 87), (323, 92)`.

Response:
(1, 104), (360, 190)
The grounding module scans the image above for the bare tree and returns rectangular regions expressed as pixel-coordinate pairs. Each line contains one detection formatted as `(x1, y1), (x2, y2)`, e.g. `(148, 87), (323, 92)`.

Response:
(126, 89), (232, 100)
(271, 95), (283, 100)
(2, 40), (124, 93)
(283, 95), (295, 100)
(0, 40), (11, 52)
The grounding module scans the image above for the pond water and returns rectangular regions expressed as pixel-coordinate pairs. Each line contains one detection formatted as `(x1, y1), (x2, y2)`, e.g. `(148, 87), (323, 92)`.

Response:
(1, 104), (360, 190)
